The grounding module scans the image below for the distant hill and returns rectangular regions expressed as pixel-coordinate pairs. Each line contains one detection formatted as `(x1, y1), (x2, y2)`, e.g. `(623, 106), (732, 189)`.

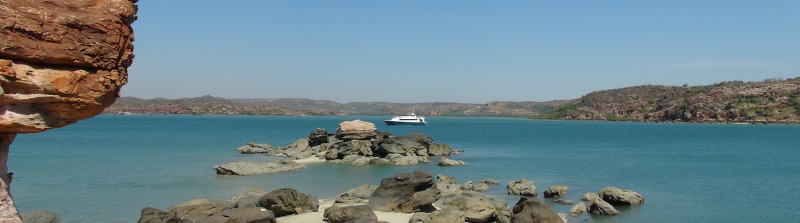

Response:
(532, 77), (800, 124)
(104, 96), (568, 117)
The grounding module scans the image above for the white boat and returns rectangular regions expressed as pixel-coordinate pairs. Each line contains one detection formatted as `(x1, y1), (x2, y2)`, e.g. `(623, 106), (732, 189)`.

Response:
(384, 112), (428, 125)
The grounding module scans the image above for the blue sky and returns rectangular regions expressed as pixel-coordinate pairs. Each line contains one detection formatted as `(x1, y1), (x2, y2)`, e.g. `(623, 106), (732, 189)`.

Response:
(127, 1), (799, 103)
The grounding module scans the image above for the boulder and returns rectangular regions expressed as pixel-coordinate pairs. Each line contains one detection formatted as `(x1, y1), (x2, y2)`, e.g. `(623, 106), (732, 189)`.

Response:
(324, 205), (378, 223)
(326, 148), (340, 160)
(473, 183), (490, 192)
(587, 199), (620, 215)
(238, 142), (276, 154)
(257, 188), (318, 217)
(335, 184), (379, 204)
(424, 210), (466, 223)
(569, 203), (587, 215)
(352, 156), (380, 166)
(170, 198), (225, 210)
(214, 160), (306, 176)
(284, 138), (312, 158)
(598, 186), (644, 205)
(581, 192), (600, 201)
(336, 120), (378, 140)
(435, 191), (508, 223)
(375, 133), (432, 156)
(427, 143), (453, 156)
(461, 180), (475, 191)
(409, 213), (428, 223)
(543, 186), (568, 198)
(167, 203), (229, 223)
(309, 128), (329, 146)
(481, 179), (500, 185)
(393, 155), (419, 166)
(20, 210), (63, 223)
(228, 189), (269, 208)
(345, 215), (389, 223)
(216, 207), (277, 223)
(368, 170), (440, 213)
(438, 157), (466, 166)
(507, 178), (537, 197)
(352, 140), (374, 156)
(437, 174), (458, 185)
(509, 197), (562, 223)
(164, 205), (276, 223)
(138, 207), (168, 223)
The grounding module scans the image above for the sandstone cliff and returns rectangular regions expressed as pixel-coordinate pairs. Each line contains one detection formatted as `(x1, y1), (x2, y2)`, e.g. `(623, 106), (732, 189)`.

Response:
(533, 78), (800, 124)
(1, 0), (137, 222)
(1, 0), (136, 133)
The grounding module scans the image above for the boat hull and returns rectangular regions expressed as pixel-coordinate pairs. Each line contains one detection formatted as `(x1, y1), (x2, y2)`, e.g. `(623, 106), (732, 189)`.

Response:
(384, 121), (427, 126)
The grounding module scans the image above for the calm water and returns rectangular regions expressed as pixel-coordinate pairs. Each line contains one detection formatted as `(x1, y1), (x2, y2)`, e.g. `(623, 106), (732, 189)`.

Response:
(8, 115), (800, 222)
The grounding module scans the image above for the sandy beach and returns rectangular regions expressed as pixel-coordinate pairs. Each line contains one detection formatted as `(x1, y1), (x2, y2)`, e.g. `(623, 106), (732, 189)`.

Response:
(276, 199), (414, 223)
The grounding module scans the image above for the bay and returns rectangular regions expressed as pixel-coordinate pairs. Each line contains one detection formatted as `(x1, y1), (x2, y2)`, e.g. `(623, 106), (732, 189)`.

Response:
(7, 115), (800, 222)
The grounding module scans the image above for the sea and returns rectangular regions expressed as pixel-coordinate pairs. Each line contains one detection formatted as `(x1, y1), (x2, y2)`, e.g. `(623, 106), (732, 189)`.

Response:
(7, 115), (800, 223)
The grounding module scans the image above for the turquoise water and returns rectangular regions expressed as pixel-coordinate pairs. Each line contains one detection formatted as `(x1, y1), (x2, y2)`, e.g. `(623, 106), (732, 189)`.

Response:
(7, 115), (800, 222)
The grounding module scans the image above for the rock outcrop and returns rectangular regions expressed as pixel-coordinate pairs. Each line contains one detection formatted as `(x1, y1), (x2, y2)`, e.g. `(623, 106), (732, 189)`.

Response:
(236, 122), (459, 166)
(367, 170), (440, 213)
(214, 160), (306, 176)
(0, 1), (138, 221)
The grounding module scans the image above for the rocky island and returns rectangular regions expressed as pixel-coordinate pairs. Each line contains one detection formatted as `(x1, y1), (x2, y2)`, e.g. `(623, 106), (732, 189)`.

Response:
(216, 120), (459, 175)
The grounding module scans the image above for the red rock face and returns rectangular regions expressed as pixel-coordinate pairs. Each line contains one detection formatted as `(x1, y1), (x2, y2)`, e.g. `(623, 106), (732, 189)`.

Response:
(0, 0), (137, 133)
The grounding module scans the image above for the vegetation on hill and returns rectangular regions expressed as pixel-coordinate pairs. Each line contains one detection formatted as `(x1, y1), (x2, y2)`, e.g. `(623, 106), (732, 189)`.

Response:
(104, 96), (567, 117)
(532, 77), (800, 123)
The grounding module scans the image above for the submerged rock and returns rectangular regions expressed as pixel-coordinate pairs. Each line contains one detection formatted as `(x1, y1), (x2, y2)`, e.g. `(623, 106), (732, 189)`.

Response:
(482, 179), (500, 185)
(368, 170), (440, 213)
(237, 142), (276, 154)
(214, 160), (306, 176)
(20, 210), (63, 223)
